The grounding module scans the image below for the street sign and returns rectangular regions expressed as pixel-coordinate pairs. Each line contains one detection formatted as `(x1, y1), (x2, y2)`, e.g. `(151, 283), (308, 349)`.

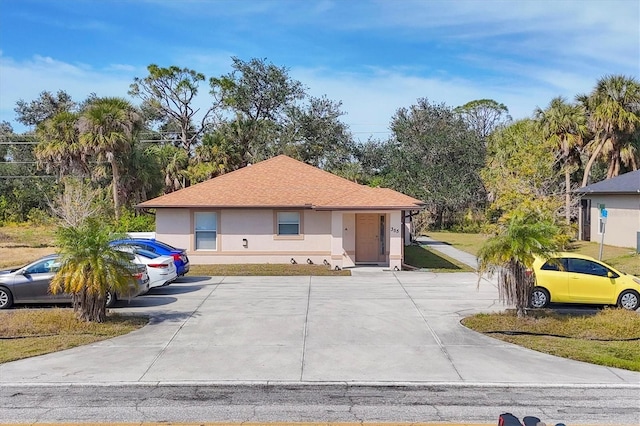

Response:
(602, 209), (608, 218)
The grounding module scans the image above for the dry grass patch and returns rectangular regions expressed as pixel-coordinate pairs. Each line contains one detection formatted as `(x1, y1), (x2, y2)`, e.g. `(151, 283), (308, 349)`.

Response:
(0, 247), (57, 269)
(189, 263), (351, 276)
(0, 308), (148, 363)
(463, 309), (640, 371)
(0, 224), (57, 269)
(0, 224), (56, 246)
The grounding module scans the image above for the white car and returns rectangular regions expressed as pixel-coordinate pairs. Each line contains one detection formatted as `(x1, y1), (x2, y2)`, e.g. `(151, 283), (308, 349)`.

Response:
(116, 247), (177, 289)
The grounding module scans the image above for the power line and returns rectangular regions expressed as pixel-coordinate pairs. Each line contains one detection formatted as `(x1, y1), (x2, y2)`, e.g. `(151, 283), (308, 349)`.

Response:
(0, 175), (56, 178)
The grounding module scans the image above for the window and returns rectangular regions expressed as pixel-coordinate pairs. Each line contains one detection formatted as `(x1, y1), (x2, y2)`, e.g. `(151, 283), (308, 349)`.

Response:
(277, 212), (300, 235)
(195, 212), (217, 250)
(541, 258), (567, 271)
(567, 258), (609, 277)
(26, 259), (58, 274)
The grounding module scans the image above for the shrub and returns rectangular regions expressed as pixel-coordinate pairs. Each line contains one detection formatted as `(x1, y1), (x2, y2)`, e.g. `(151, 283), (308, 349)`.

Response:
(113, 209), (155, 233)
(27, 208), (53, 225)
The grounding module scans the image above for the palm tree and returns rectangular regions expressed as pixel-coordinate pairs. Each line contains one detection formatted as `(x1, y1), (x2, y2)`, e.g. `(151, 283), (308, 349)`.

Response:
(50, 219), (137, 322)
(535, 97), (588, 224)
(150, 144), (189, 193)
(477, 213), (559, 318)
(580, 75), (640, 186)
(35, 111), (88, 178)
(78, 98), (142, 219)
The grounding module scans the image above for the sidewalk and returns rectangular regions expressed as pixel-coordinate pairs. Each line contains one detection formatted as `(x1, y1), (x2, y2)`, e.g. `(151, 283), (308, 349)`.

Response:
(415, 235), (480, 270)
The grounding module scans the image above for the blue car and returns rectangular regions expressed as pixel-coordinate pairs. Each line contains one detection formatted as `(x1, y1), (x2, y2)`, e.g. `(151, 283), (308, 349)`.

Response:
(110, 239), (190, 276)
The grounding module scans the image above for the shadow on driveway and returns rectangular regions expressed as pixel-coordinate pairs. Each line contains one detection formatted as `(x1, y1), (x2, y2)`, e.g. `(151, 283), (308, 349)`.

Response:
(172, 276), (212, 283)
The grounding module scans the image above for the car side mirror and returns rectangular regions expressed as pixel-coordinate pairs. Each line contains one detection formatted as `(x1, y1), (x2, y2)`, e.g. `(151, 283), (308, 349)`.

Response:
(607, 271), (618, 279)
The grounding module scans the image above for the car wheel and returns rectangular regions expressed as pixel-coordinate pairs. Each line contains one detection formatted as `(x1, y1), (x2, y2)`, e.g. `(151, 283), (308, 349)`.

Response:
(617, 290), (640, 311)
(530, 287), (550, 308)
(105, 291), (117, 308)
(0, 287), (13, 309)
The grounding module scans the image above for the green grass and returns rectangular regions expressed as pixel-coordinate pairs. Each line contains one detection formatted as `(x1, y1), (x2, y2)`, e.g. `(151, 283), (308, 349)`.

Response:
(0, 308), (148, 364)
(463, 308), (640, 371)
(404, 245), (472, 272)
(426, 231), (639, 276)
(426, 231), (488, 256)
(189, 263), (351, 276)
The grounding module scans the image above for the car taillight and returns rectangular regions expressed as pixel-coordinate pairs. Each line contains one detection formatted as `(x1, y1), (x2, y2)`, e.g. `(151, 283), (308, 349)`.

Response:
(133, 272), (143, 279)
(172, 254), (181, 261)
(148, 263), (168, 268)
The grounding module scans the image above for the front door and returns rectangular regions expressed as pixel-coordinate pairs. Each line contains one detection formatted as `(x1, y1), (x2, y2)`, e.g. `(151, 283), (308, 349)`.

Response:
(356, 214), (379, 263)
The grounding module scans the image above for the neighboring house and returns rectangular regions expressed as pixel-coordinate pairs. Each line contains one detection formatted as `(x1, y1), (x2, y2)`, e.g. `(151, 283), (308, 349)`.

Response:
(576, 170), (640, 250)
(137, 155), (425, 270)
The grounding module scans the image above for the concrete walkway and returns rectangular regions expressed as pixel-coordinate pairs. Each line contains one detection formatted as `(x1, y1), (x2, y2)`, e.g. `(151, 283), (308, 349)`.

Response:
(416, 235), (480, 270)
(1, 268), (639, 386)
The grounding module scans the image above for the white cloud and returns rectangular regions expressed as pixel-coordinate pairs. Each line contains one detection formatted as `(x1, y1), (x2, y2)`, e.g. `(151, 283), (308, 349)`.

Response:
(291, 66), (587, 142)
(0, 53), (141, 131)
(0, 48), (631, 145)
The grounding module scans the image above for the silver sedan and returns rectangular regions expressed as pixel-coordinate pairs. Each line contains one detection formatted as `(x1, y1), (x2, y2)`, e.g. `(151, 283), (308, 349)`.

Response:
(0, 254), (149, 309)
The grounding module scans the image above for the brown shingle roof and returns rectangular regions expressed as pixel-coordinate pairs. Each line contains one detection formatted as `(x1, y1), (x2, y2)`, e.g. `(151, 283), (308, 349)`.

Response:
(137, 155), (425, 210)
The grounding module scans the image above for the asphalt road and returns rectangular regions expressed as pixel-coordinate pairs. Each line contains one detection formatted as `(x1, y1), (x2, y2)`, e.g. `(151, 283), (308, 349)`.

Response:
(1, 384), (639, 424)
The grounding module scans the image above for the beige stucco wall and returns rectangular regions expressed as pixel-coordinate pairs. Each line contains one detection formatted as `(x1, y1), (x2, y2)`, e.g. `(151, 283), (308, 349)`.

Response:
(155, 208), (409, 267)
(341, 213), (356, 268)
(388, 211), (402, 270)
(586, 194), (640, 249)
(155, 208), (192, 249)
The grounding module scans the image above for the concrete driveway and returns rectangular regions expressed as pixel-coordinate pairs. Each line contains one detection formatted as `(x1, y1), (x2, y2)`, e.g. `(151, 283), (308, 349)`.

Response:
(1, 271), (639, 385)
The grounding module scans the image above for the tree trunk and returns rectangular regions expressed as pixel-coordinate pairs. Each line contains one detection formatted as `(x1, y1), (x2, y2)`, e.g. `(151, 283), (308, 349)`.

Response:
(564, 167), (571, 224)
(181, 126), (192, 158)
(606, 146), (621, 179)
(581, 137), (607, 187)
(563, 143), (571, 224)
(433, 206), (444, 229)
(73, 288), (106, 322)
(110, 155), (121, 220)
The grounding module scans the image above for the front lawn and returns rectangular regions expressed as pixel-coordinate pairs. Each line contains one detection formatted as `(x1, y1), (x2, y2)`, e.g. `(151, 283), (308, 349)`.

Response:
(463, 309), (640, 371)
(403, 245), (473, 272)
(426, 231), (639, 276)
(0, 308), (148, 363)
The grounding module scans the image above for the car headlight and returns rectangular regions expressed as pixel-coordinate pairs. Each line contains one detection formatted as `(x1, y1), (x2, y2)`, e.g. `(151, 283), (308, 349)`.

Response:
(633, 277), (640, 285)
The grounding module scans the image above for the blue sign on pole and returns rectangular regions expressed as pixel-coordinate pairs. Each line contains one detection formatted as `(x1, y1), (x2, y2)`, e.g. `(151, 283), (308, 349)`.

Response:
(602, 209), (608, 218)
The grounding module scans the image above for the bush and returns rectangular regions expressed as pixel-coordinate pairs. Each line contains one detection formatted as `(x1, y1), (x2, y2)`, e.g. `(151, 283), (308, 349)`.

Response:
(113, 209), (155, 233)
(450, 209), (483, 233)
(27, 208), (53, 225)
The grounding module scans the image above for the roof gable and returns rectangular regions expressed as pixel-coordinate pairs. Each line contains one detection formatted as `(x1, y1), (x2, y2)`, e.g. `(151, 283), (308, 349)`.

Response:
(577, 170), (640, 195)
(138, 155), (424, 210)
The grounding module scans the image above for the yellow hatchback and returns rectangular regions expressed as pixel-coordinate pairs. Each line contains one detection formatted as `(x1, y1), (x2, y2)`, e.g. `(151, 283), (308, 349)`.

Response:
(531, 253), (640, 310)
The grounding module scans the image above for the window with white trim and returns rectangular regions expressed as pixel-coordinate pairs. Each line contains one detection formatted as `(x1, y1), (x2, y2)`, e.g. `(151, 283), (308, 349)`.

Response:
(277, 211), (300, 235)
(195, 212), (217, 250)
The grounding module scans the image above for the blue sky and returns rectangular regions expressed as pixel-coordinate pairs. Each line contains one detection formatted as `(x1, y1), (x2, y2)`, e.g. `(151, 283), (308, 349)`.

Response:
(1, 0), (638, 140)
